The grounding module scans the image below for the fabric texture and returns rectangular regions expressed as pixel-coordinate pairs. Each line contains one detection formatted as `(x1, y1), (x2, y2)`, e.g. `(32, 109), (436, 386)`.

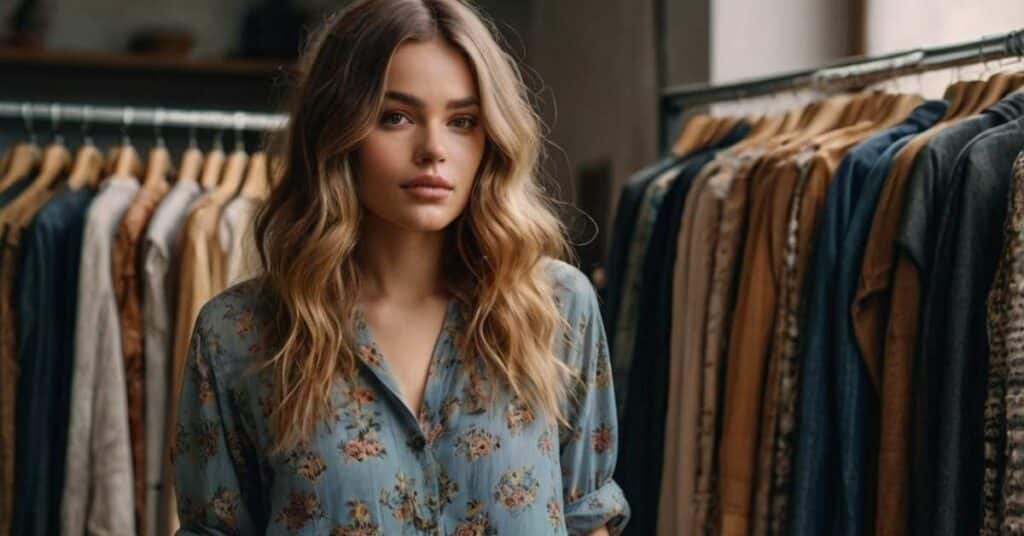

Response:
(173, 258), (630, 535)
(112, 179), (170, 535)
(619, 122), (749, 536)
(10, 185), (94, 536)
(917, 114), (1024, 536)
(62, 176), (140, 536)
(219, 194), (265, 287)
(141, 178), (204, 536)
(981, 149), (1024, 535)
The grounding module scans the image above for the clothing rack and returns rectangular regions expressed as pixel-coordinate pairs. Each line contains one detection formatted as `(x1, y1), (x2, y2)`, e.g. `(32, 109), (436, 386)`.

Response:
(0, 101), (288, 136)
(659, 28), (1024, 153)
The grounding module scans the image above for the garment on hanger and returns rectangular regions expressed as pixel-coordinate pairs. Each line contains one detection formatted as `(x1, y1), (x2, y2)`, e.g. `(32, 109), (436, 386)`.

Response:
(10, 182), (95, 536)
(219, 191), (265, 287)
(617, 122), (750, 536)
(917, 113), (1024, 536)
(981, 148), (1024, 535)
(141, 178), (204, 536)
(786, 99), (946, 536)
(62, 175), (139, 536)
(112, 174), (171, 535)
(852, 90), (1024, 536)
(602, 154), (684, 414)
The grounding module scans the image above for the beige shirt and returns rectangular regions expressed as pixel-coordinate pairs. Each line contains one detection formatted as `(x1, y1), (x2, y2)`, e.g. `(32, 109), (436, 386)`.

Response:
(164, 192), (230, 536)
(141, 179), (203, 536)
(63, 175), (140, 536)
(659, 160), (724, 536)
(218, 194), (265, 286)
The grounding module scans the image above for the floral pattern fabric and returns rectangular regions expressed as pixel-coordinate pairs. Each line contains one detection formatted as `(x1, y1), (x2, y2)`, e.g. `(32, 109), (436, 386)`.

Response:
(173, 258), (630, 535)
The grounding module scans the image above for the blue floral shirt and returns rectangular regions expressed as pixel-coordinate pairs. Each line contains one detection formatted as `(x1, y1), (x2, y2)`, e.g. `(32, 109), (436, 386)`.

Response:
(172, 258), (630, 535)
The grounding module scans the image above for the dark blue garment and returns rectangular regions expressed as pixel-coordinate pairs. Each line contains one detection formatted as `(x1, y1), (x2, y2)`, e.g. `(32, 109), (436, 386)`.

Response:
(789, 100), (946, 536)
(602, 155), (681, 350)
(898, 92), (1024, 536)
(11, 185), (95, 536)
(617, 122), (750, 536)
(917, 114), (1024, 536)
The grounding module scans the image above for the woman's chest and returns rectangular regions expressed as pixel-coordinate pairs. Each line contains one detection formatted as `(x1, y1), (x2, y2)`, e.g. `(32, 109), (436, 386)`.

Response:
(232, 368), (570, 535)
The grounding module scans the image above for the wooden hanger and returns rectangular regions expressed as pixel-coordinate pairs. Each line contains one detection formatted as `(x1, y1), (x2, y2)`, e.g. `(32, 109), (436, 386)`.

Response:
(671, 114), (715, 157)
(707, 116), (741, 145)
(875, 92), (924, 128)
(142, 144), (172, 192)
(240, 151), (270, 200)
(178, 146), (203, 183)
(958, 78), (989, 116)
(200, 134), (227, 190)
(970, 70), (1024, 113)
(213, 147), (249, 203)
(114, 143), (143, 179)
(801, 94), (855, 136)
(0, 142), (71, 229)
(0, 143), (41, 191)
(66, 142), (103, 190)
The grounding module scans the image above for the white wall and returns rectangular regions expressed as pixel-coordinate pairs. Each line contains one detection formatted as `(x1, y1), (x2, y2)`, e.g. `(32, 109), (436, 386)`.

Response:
(866, 0), (1024, 98)
(710, 0), (850, 83)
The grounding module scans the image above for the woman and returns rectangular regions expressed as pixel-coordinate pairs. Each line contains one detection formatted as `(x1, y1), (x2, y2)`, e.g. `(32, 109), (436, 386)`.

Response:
(172, 0), (630, 534)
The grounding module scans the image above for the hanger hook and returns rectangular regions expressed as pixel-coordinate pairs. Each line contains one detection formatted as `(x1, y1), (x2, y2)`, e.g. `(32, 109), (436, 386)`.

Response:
(50, 103), (64, 145)
(213, 127), (225, 152)
(233, 112), (246, 152)
(21, 103), (38, 145)
(81, 105), (94, 146)
(154, 108), (166, 149)
(187, 113), (199, 150)
(122, 107), (134, 146)
(978, 42), (989, 80)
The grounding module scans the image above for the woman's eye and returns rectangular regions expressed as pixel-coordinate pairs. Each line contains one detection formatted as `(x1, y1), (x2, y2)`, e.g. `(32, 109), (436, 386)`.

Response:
(451, 116), (477, 129)
(381, 112), (408, 126)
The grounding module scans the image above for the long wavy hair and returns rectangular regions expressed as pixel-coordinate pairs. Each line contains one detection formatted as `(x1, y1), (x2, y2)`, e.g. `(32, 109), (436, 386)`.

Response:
(253, 0), (579, 454)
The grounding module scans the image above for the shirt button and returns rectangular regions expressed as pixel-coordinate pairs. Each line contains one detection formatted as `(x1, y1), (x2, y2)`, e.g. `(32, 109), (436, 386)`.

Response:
(409, 435), (426, 450)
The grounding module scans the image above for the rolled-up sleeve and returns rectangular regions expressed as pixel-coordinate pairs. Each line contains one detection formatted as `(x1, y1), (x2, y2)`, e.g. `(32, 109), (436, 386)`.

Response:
(173, 311), (262, 535)
(559, 273), (631, 535)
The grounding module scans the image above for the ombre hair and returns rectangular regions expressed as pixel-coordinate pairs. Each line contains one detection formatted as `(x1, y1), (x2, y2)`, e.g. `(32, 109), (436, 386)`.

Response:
(253, 0), (579, 453)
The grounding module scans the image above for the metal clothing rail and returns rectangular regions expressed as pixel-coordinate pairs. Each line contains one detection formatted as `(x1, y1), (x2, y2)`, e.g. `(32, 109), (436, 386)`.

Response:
(0, 101), (288, 133)
(659, 28), (1024, 153)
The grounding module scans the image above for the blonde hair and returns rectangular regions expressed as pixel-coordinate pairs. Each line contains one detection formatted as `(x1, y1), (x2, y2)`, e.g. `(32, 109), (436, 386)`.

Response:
(253, 0), (578, 454)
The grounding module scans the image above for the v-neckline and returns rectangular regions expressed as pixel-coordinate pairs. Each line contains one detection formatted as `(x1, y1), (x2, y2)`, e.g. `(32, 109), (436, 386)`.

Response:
(354, 296), (457, 432)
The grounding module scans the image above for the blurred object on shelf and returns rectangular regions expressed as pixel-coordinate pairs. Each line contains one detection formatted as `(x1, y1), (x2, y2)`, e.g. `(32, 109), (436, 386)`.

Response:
(128, 27), (195, 58)
(4, 0), (49, 49)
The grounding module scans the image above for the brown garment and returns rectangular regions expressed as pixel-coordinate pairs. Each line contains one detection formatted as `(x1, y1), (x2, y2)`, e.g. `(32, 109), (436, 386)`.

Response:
(694, 149), (764, 535)
(718, 121), (878, 536)
(0, 187), (60, 536)
(717, 143), (803, 536)
(659, 161), (722, 535)
(163, 193), (229, 536)
(850, 126), (946, 536)
(112, 181), (169, 536)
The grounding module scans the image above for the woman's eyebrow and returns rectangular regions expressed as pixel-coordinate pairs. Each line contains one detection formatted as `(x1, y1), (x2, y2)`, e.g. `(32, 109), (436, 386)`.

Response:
(385, 91), (480, 109)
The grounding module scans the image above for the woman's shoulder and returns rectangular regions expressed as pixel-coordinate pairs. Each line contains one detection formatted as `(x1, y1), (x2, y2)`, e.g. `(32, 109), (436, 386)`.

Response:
(192, 276), (279, 376)
(539, 256), (601, 314)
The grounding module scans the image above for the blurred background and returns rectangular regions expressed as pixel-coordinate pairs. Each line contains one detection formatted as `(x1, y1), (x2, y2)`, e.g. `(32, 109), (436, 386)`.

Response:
(1, 0), (1022, 271)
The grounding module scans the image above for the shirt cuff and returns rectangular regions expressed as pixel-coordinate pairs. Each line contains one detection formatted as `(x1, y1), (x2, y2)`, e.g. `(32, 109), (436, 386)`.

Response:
(564, 478), (631, 535)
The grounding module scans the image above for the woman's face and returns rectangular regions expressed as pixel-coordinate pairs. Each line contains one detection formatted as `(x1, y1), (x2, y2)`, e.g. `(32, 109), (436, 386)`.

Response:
(353, 37), (486, 233)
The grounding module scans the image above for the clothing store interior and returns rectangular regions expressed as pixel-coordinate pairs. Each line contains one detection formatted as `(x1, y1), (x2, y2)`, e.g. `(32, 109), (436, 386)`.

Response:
(3, 0), (1024, 535)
